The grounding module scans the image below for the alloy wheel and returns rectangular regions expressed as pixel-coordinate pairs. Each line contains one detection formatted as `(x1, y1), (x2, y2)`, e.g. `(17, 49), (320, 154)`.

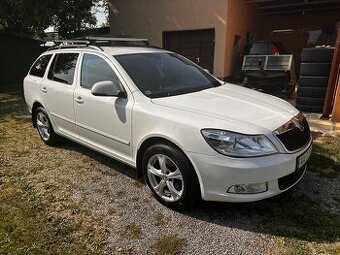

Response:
(36, 112), (50, 141)
(147, 154), (184, 202)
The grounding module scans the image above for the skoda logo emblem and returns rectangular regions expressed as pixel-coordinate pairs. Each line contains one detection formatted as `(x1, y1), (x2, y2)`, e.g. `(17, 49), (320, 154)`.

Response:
(296, 121), (305, 131)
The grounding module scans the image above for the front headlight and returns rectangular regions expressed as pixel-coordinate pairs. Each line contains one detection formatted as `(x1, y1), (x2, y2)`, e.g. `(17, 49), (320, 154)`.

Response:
(201, 129), (277, 157)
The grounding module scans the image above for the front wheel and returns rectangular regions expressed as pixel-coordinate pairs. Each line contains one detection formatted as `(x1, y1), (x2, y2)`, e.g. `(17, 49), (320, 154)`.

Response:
(142, 143), (200, 209)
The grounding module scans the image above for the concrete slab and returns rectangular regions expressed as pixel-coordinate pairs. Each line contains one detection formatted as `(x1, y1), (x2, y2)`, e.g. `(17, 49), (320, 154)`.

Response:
(304, 113), (340, 134)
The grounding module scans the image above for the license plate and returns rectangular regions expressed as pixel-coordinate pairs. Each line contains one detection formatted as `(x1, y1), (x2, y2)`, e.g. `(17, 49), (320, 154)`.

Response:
(297, 144), (312, 169)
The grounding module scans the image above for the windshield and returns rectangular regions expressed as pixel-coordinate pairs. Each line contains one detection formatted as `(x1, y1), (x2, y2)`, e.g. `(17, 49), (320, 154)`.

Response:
(115, 52), (221, 98)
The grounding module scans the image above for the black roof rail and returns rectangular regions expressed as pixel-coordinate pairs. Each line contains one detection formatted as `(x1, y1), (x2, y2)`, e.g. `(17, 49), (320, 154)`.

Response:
(42, 40), (104, 51)
(81, 36), (150, 46)
(43, 37), (154, 51)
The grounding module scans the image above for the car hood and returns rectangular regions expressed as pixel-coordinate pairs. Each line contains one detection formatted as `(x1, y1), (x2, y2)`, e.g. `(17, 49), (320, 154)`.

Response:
(151, 83), (298, 132)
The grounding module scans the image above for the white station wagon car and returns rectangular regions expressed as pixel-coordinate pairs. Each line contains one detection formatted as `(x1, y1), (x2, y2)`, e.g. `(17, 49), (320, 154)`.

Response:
(24, 39), (312, 208)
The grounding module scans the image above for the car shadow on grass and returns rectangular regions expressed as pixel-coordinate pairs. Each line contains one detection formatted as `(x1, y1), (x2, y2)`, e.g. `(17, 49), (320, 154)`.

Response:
(58, 139), (142, 181)
(184, 184), (340, 244)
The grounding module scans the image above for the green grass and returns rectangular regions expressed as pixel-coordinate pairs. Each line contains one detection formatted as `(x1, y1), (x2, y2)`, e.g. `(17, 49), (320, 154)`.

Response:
(154, 212), (165, 226)
(107, 206), (117, 216)
(151, 234), (186, 255)
(259, 194), (340, 241)
(255, 191), (340, 255)
(115, 190), (126, 198)
(0, 89), (112, 254)
(308, 133), (340, 178)
(120, 223), (142, 239)
(0, 168), (94, 254)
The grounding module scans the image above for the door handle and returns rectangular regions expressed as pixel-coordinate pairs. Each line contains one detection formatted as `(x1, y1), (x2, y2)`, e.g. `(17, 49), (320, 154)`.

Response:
(74, 96), (84, 104)
(42, 87), (48, 93)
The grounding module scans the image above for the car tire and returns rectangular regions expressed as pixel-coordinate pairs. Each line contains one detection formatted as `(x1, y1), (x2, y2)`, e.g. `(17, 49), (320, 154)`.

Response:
(142, 143), (200, 209)
(298, 76), (329, 87)
(34, 107), (60, 145)
(297, 87), (326, 98)
(301, 48), (334, 63)
(299, 63), (331, 76)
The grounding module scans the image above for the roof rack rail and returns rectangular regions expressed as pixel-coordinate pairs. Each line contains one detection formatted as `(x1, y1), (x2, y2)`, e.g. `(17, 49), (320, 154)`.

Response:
(44, 40), (104, 51)
(43, 37), (152, 51)
(82, 36), (150, 46)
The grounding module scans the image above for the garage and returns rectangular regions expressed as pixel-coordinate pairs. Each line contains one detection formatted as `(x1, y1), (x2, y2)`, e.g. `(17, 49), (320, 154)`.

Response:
(109, 0), (340, 120)
(239, 0), (340, 119)
(163, 29), (215, 73)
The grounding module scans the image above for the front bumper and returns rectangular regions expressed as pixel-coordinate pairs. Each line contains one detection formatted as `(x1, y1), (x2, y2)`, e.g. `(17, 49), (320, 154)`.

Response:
(187, 139), (312, 202)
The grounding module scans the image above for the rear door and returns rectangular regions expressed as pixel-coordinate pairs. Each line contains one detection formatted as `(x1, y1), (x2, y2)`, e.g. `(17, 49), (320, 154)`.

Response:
(41, 52), (80, 139)
(24, 54), (52, 109)
(74, 52), (133, 164)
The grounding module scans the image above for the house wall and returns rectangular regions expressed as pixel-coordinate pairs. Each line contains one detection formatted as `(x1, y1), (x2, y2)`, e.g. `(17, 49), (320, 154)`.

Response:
(109, 0), (227, 78)
(224, 0), (259, 78)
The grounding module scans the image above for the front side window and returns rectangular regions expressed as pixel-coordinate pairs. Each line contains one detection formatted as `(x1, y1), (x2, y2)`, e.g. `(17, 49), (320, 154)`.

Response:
(48, 53), (79, 85)
(81, 53), (121, 89)
(115, 52), (220, 98)
(29, 54), (52, 77)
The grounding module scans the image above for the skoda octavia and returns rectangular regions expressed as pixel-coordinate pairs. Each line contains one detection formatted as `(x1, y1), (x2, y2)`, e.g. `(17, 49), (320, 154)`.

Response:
(23, 42), (312, 208)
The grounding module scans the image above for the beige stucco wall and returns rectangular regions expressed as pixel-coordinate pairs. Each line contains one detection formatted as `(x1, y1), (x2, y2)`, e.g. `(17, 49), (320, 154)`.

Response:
(224, 0), (259, 77)
(109, 0), (228, 78)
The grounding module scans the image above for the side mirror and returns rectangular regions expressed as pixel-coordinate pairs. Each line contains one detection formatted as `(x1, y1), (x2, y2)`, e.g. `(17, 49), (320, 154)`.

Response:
(91, 80), (127, 98)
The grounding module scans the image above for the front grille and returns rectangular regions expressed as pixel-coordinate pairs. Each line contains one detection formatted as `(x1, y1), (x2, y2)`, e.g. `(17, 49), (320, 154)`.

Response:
(276, 118), (310, 151)
(278, 164), (305, 190)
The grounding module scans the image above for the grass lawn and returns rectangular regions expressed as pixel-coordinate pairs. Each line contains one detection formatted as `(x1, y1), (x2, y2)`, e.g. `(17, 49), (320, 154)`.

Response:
(309, 133), (340, 178)
(0, 86), (339, 255)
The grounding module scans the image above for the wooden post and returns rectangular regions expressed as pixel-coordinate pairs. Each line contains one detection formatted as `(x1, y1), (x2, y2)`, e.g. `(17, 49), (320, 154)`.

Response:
(331, 67), (340, 121)
(322, 26), (340, 118)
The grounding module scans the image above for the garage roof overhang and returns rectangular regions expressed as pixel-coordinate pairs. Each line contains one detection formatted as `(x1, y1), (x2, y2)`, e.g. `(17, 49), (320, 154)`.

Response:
(246, 0), (340, 15)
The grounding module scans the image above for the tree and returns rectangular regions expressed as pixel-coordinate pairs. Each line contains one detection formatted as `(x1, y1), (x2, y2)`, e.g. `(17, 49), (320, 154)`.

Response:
(0, 0), (54, 38)
(0, 0), (101, 39)
(52, 0), (98, 39)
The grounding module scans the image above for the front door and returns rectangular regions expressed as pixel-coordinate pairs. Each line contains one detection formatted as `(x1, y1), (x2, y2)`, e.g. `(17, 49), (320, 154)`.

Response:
(74, 53), (133, 164)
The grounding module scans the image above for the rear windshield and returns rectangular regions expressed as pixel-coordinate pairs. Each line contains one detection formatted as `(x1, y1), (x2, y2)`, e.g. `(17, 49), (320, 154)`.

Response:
(115, 52), (220, 98)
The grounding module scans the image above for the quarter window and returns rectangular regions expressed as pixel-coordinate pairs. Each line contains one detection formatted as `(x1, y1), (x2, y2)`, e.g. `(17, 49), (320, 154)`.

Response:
(81, 53), (121, 89)
(29, 54), (52, 77)
(48, 53), (79, 85)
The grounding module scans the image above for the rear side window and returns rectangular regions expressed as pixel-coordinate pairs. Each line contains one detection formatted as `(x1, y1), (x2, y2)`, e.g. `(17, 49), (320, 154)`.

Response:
(29, 54), (52, 77)
(81, 53), (121, 89)
(48, 53), (79, 85)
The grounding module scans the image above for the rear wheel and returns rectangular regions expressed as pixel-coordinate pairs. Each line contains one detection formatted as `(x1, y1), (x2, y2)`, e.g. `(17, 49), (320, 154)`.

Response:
(142, 143), (200, 209)
(35, 107), (59, 145)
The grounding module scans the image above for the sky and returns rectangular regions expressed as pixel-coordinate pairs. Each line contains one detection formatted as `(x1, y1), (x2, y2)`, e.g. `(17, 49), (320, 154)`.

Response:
(96, 4), (108, 27)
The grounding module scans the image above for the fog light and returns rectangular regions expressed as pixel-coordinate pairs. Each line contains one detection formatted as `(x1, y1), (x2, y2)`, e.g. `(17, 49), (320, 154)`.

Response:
(227, 182), (268, 194)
